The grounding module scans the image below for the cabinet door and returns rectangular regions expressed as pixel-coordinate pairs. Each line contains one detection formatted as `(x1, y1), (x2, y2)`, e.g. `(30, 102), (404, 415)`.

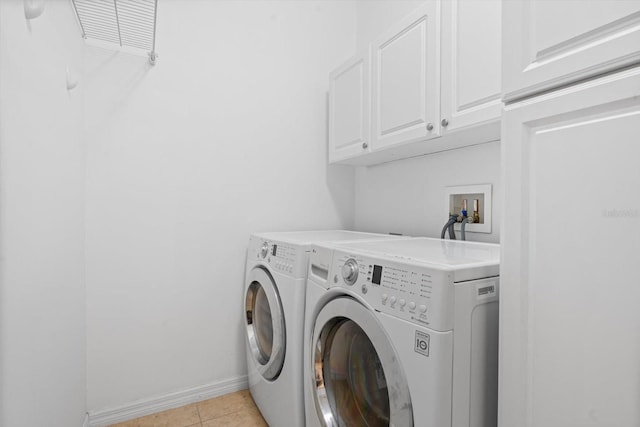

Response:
(503, 0), (640, 101)
(371, 2), (440, 150)
(441, 0), (501, 132)
(501, 67), (640, 427)
(329, 53), (370, 163)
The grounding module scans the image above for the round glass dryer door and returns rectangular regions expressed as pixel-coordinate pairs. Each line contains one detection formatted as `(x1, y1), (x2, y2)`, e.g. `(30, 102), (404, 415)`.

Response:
(312, 297), (413, 427)
(245, 266), (285, 381)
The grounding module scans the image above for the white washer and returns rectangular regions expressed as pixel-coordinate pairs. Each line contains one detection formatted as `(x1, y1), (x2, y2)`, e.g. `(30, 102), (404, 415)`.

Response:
(244, 230), (408, 427)
(303, 237), (500, 427)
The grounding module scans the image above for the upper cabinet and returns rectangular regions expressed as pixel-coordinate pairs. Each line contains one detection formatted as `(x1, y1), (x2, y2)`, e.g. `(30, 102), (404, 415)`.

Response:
(329, 54), (370, 163)
(329, 0), (502, 166)
(502, 0), (640, 101)
(371, 3), (440, 150)
(441, 0), (502, 132)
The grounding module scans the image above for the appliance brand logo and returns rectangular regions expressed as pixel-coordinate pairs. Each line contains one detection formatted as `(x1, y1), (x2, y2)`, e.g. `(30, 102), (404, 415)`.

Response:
(478, 285), (495, 296)
(602, 208), (639, 219)
(414, 331), (430, 357)
(477, 281), (497, 300)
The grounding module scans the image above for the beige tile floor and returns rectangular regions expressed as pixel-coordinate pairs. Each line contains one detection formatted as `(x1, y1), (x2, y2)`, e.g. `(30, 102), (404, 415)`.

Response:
(109, 390), (268, 427)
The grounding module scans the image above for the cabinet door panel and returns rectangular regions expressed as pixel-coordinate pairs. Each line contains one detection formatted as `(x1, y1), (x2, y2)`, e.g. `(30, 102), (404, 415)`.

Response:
(503, 0), (640, 101)
(329, 54), (370, 163)
(372, 2), (440, 149)
(379, 27), (424, 133)
(441, 0), (501, 132)
(501, 68), (640, 427)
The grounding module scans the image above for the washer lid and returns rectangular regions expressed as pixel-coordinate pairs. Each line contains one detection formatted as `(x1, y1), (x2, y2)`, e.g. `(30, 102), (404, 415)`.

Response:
(251, 230), (407, 246)
(245, 267), (286, 381)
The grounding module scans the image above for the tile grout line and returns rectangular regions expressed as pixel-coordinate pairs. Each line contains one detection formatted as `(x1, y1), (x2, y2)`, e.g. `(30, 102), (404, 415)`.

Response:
(195, 402), (203, 425)
(196, 392), (256, 424)
(200, 407), (247, 424)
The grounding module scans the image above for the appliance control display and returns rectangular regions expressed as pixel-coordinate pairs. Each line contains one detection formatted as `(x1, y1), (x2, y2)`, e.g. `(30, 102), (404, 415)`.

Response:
(272, 244), (277, 256)
(372, 265), (383, 285)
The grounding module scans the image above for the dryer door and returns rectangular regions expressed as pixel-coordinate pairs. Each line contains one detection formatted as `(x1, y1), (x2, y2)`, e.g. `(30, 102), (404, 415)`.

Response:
(311, 297), (413, 427)
(245, 266), (286, 381)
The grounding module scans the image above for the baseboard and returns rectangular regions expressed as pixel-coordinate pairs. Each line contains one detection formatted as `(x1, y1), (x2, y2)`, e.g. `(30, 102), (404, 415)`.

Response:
(88, 375), (248, 427)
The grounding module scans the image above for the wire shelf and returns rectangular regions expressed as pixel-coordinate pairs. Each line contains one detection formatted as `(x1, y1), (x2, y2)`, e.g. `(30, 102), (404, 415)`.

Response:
(71, 0), (158, 64)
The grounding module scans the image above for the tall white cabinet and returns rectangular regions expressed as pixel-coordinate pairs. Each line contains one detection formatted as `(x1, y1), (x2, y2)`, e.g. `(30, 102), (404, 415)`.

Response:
(501, 68), (640, 427)
(500, 2), (640, 426)
(503, 0), (640, 100)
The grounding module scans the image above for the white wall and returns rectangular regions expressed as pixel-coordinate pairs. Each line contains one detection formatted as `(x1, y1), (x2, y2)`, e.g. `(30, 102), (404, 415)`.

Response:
(84, 0), (357, 412)
(355, 0), (426, 50)
(354, 142), (501, 242)
(0, 1), (87, 426)
(0, 0), (497, 421)
(352, 1), (501, 243)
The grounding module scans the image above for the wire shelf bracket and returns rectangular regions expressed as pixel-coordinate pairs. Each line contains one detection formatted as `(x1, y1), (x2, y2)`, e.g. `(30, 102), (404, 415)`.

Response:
(71, 0), (159, 65)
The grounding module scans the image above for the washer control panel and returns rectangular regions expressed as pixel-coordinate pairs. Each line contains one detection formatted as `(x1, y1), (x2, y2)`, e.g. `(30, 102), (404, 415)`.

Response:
(330, 251), (456, 331)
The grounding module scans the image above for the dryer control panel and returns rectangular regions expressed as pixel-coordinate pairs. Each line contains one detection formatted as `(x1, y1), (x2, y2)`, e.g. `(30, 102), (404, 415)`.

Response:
(247, 236), (306, 277)
(329, 250), (456, 332)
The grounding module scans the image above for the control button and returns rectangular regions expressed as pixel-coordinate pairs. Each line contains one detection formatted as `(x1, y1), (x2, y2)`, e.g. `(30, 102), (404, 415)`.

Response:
(260, 242), (269, 258)
(390, 296), (397, 307)
(399, 299), (406, 307)
(361, 284), (368, 294)
(341, 259), (359, 285)
(419, 304), (427, 313)
(334, 275), (339, 284)
(381, 293), (388, 304)
(408, 301), (416, 310)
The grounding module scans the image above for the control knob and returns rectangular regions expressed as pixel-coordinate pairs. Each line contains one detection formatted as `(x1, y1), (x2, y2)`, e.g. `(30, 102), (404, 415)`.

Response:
(260, 242), (269, 258)
(341, 259), (359, 285)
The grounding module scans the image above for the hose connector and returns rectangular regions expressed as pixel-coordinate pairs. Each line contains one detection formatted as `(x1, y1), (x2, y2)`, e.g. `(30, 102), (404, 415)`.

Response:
(441, 214), (459, 240)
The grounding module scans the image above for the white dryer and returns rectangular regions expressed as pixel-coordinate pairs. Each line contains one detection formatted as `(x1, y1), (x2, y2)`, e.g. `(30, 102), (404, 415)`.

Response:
(243, 231), (408, 427)
(303, 237), (500, 427)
